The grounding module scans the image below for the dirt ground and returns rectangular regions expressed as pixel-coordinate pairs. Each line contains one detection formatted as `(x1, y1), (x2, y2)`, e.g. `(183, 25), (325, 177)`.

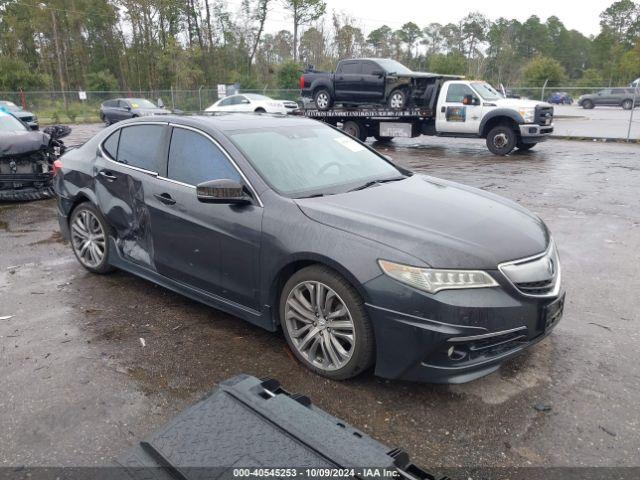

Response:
(1, 124), (639, 470)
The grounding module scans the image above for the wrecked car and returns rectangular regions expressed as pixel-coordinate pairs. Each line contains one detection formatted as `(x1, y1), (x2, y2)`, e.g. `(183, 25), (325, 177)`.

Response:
(0, 110), (70, 201)
(56, 114), (564, 384)
(0, 100), (39, 130)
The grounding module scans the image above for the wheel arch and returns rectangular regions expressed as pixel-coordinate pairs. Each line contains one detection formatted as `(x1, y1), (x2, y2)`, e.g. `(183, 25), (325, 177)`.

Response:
(480, 110), (523, 137)
(268, 254), (370, 329)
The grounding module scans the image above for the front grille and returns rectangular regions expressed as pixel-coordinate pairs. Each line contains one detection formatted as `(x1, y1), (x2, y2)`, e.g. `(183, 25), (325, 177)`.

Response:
(535, 105), (554, 125)
(516, 279), (555, 295)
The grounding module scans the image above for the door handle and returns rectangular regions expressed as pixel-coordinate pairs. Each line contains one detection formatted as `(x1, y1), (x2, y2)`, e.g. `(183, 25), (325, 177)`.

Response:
(99, 170), (117, 181)
(154, 193), (176, 205)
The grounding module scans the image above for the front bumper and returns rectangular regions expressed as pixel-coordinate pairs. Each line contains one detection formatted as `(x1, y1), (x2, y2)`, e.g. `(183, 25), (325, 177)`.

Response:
(364, 274), (564, 384)
(519, 123), (553, 142)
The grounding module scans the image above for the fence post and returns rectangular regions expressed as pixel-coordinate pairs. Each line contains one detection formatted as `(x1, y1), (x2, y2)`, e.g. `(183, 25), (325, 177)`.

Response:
(541, 79), (549, 101)
(171, 86), (175, 110)
(627, 87), (638, 142)
(198, 85), (203, 112)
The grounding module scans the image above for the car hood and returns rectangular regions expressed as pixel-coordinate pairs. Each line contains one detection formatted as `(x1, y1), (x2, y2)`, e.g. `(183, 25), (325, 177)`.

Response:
(295, 174), (549, 269)
(0, 130), (50, 157)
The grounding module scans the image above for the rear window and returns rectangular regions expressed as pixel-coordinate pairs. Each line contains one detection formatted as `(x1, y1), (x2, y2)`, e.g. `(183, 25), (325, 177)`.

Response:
(339, 62), (360, 74)
(117, 125), (165, 172)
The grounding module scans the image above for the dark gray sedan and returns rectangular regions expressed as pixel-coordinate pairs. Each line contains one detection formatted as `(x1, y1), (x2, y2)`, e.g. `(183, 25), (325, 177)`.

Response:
(54, 114), (564, 383)
(99, 98), (171, 125)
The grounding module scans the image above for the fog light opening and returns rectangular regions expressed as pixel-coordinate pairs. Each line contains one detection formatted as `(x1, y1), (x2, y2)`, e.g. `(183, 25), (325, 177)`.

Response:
(447, 345), (467, 361)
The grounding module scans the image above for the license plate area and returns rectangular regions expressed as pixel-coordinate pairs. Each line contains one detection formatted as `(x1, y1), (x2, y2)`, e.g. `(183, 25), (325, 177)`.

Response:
(379, 122), (413, 138)
(541, 294), (565, 331)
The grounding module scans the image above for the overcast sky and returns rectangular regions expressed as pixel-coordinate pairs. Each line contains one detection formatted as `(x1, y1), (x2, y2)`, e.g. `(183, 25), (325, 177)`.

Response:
(257, 0), (613, 37)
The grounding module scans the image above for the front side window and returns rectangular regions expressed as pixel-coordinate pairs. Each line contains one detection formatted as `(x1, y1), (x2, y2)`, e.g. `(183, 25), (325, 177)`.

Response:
(446, 84), (475, 103)
(117, 125), (165, 172)
(218, 97), (234, 106)
(168, 128), (240, 186)
(471, 82), (502, 101)
(227, 123), (404, 197)
(612, 89), (625, 95)
(361, 61), (379, 75)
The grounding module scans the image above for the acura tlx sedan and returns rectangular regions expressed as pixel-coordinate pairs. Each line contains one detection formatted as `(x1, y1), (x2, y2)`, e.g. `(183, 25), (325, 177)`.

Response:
(55, 113), (564, 383)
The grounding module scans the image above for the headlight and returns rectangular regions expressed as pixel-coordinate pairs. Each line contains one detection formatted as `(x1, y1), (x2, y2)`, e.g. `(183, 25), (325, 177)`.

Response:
(518, 107), (535, 123)
(378, 260), (499, 294)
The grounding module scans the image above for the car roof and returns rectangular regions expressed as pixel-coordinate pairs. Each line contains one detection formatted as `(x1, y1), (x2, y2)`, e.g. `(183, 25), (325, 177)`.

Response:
(120, 113), (316, 133)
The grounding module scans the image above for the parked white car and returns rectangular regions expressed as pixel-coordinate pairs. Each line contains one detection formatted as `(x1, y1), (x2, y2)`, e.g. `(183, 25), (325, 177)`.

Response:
(205, 94), (298, 114)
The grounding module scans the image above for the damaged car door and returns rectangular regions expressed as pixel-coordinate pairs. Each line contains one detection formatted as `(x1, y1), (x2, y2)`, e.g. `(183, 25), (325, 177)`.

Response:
(149, 125), (263, 310)
(95, 123), (168, 268)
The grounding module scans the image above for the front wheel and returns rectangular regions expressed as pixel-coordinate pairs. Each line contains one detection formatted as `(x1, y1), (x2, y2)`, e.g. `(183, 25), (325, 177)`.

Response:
(280, 265), (375, 380)
(486, 125), (517, 155)
(69, 203), (115, 274)
(388, 89), (407, 109)
(622, 99), (633, 110)
(582, 99), (594, 109)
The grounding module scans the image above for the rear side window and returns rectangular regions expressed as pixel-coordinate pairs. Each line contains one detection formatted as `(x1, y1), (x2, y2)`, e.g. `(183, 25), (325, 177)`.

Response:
(117, 125), (165, 172)
(612, 89), (625, 94)
(102, 129), (120, 158)
(167, 128), (241, 186)
(339, 62), (360, 74)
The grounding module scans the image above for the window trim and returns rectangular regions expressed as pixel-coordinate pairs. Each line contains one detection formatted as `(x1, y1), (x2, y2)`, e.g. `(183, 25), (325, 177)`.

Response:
(99, 121), (168, 176)
(161, 124), (263, 207)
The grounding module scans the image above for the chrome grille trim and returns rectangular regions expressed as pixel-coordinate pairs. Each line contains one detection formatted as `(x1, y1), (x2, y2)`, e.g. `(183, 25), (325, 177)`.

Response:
(498, 240), (561, 298)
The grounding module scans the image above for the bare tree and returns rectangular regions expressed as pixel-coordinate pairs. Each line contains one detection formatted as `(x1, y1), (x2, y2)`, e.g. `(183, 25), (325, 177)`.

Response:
(281, 0), (326, 62)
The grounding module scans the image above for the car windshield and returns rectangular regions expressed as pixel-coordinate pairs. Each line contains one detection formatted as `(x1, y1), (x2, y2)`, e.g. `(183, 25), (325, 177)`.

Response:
(128, 99), (157, 109)
(374, 59), (412, 75)
(227, 124), (406, 197)
(0, 101), (20, 111)
(472, 82), (503, 100)
(243, 94), (271, 101)
(0, 111), (27, 132)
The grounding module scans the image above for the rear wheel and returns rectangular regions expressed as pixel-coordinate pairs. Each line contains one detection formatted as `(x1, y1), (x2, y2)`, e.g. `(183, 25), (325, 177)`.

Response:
(622, 99), (633, 110)
(254, 107), (266, 113)
(582, 99), (594, 109)
(69, 203), (115, 274)
(342, 120), (368, 142)
(279, 265), (375, 380)
(313, 88), (333, 110)
(486, 125), (517, 155)
(388, 89), (407, 109)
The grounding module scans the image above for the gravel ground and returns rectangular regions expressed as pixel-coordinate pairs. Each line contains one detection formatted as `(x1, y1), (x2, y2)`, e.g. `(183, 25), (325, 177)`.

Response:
(1, 124), (639, 471)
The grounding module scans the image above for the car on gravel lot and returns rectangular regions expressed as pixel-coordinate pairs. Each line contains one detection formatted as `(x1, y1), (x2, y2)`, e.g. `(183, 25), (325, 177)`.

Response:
(205, 94), (298, 114)
(55, 113), (564, 383)
(0, 110), (69, 201)
(100, 98), (171, 125)
(0, 100), (39, 130)
(577, 88), (639, 110)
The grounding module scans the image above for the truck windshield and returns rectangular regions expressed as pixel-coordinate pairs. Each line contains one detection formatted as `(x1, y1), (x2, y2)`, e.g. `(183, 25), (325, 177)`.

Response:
(375, 59), (412, 75)
(472, 82), (503, 101)
(227, 123), (405, 198)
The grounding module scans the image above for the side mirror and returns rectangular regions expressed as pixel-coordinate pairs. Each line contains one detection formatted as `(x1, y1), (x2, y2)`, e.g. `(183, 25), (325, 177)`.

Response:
(371, 70), (385, 77)
(196, 179), (252, 205)
(124, 105), (131, 111)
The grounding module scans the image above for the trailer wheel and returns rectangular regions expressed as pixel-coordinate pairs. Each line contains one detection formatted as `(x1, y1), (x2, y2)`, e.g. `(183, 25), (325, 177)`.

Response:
(314, 88), (333, 110)
(486, 125), (517, 155)
(342, 121), (368, 142)
(374, 135), (394, 143)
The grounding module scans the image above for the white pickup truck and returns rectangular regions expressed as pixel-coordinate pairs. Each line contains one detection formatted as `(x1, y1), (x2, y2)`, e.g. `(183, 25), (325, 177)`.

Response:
(301, 61), (554, 155)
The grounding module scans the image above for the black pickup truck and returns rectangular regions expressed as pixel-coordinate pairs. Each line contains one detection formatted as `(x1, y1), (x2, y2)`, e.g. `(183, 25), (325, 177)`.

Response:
(300, 58), (460, 110)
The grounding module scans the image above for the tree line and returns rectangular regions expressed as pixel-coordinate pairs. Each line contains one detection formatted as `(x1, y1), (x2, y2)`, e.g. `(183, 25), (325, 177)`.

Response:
(0, 0), (639, 93)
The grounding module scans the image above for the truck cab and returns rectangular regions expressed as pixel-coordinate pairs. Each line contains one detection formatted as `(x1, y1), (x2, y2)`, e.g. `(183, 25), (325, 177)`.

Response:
(435, 80), (554, 154)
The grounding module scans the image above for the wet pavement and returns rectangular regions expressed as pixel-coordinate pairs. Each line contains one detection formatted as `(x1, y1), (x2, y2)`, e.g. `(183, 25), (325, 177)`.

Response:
(552, 104), (640, 140)
(1, 124), (639, 468)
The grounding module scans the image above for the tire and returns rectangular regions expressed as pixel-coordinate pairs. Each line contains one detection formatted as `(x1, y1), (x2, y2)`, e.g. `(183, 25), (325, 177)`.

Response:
(582, 99), (594, 109)
(279, 265), (375, 380)
(486, 125), (517, 155)
(69, 202), (115, 274)
(0, 185), (56, 202)
(374, 135), (394, 143)
(342, 120), (367, 142)
(388, 89), (407, 109)
(313, 88), (333, 111)
(101, 113), (111, 126)
(517, 142), (537, 151)
(254, 107), (266, 113)
(622, 99), (633, 110)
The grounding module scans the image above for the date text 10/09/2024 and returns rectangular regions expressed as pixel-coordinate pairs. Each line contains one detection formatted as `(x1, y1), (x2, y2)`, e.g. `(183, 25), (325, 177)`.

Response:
(232, 468), (402, 478)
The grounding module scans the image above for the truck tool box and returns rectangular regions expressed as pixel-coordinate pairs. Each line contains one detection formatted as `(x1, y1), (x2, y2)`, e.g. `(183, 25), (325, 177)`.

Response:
(117, 374), (442, 480)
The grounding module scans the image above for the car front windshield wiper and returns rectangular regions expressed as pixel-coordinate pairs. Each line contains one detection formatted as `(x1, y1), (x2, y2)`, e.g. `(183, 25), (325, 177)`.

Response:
(347, 176), (406, 192)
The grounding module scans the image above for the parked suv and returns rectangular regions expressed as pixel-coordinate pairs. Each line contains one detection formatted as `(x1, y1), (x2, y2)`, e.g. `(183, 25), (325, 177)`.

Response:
(100, 98), (171, 125)
(578, 88), (639, 110)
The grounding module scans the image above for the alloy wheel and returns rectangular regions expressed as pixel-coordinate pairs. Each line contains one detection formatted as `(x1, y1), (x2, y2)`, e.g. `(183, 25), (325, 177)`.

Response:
(390, 92), (404, 109)
(284, 281), (355, 371)
(316, 92), (329, 109)
(71, 209), (106, 268)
